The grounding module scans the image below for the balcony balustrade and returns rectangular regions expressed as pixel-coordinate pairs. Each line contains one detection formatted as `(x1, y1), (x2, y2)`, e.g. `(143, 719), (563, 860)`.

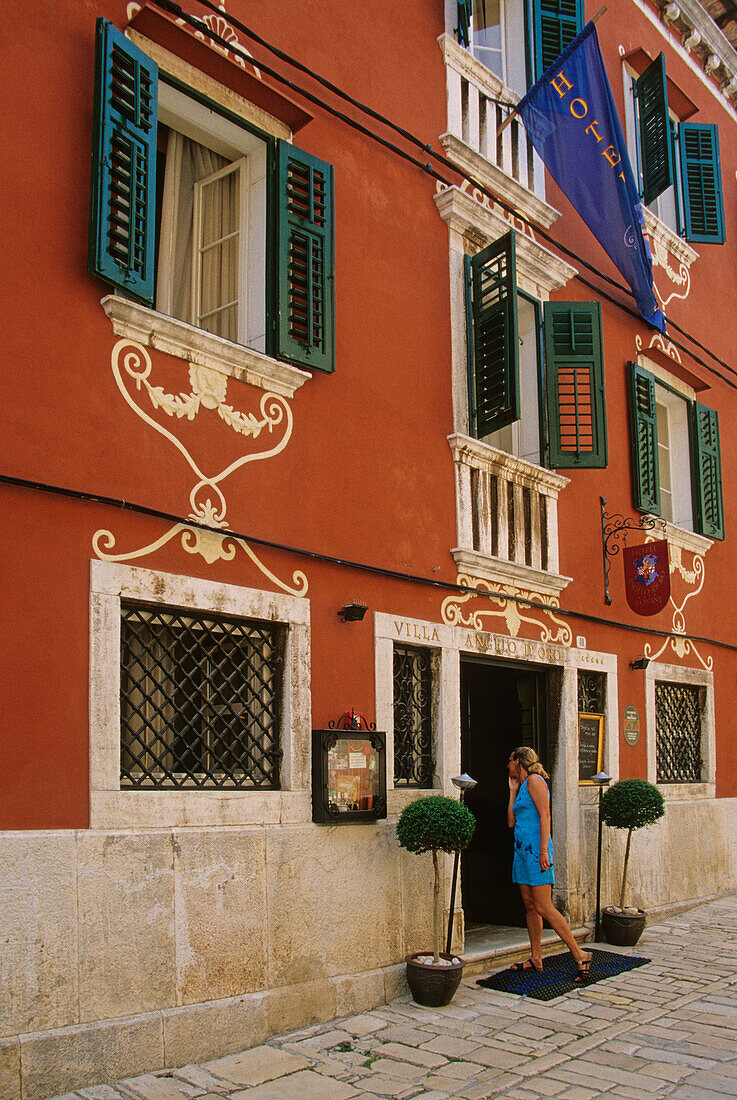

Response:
(449, 434), (572, 596)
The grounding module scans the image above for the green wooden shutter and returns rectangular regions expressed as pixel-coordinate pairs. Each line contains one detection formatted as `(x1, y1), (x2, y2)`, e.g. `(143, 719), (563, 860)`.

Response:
(679, 124), (725, 243)
(88, 19), (158, 305)
(468, 232), (519, 439)
(532, 0), (584, 81)
(628, 362), (660, 514)
(544, 301), (607, 468)
(635, 54), (674, 205)
(691, 402), (724, 539)
(274, 141), (335, 373)
(457, 0), (472, 47)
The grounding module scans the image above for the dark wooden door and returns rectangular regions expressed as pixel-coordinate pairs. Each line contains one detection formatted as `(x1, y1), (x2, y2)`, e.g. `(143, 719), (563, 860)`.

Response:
(460, 658), (548, 927)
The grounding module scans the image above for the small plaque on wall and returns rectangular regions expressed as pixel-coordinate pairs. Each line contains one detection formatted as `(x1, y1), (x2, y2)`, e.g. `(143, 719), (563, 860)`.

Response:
(312, 729), (387, 824)
(623, 704), (641, 746)
(578, 713), (604, 784)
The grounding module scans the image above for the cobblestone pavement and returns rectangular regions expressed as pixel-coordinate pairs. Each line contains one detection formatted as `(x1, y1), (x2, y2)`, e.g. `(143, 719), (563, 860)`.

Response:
(54, 896), (737, 1100)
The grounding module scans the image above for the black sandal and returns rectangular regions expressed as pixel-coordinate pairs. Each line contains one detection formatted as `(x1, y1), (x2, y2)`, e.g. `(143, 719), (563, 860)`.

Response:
(574, 952), (593, 982)
(511, 958), (543, 973)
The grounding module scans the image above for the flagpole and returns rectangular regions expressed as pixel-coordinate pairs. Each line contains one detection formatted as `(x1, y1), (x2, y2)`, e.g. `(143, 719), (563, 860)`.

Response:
(495, 6), (608, 138)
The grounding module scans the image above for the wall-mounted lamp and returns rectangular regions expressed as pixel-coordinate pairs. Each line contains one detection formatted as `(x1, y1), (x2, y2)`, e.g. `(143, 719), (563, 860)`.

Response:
(592, 770), (612, 942)
(338, 601), (368, 623)
(630, 657), (650, 670)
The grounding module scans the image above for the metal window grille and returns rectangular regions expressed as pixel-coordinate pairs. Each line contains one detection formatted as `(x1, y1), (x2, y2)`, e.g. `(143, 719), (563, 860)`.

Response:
(578, 670), (606, 715)
(120, 602), (284, 789)
(393, 644), (434, 787)
(655, 681), (703, 783)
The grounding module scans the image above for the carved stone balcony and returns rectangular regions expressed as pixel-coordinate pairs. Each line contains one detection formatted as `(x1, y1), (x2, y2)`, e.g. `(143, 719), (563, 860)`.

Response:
(449, 434), (572, 597)
(438, 34), (560, 229)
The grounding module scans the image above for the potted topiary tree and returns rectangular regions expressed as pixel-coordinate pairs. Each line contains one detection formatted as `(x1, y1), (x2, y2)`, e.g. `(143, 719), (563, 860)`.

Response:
(599, 778), (665, 946)
(396, 794), (475, 1006)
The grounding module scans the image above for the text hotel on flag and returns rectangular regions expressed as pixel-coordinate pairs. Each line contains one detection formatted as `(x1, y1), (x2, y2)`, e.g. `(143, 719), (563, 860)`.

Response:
(516, 23), (666, 333)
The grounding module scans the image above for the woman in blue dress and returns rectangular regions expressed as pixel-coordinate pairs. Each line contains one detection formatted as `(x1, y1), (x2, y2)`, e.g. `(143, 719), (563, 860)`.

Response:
(507, 746), (592, 978)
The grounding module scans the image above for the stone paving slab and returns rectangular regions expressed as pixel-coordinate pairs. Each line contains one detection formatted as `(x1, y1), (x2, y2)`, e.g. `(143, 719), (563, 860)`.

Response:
(50, 895), (737, 1100)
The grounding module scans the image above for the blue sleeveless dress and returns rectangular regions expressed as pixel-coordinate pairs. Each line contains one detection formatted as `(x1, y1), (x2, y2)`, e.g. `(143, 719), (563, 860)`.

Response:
(512, 776), (555, 886)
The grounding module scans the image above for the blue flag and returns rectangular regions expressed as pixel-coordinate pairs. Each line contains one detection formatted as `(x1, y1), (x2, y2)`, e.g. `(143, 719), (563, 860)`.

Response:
(516, 23), (666, 332)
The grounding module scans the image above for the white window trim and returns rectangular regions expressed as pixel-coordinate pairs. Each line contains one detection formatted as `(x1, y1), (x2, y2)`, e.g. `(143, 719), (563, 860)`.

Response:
(102, 294), (310, 399)
(89, 560), (311, 828)
(637, 353), (715, 553)
(644, 659), (715, 798)
(126, 31), (293, 142)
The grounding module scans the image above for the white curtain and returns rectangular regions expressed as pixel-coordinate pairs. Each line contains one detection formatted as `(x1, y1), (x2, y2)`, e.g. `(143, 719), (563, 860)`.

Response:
(156, 130), (229, 326)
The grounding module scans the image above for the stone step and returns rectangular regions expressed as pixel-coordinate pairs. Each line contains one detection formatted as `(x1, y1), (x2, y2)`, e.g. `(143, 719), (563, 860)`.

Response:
(461, 922), (591, 976)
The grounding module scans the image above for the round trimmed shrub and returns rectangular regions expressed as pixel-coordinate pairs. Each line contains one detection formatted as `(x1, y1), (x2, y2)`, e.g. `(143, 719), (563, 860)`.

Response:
(397, 795), (475, 855)
(600, 779), (665, 830)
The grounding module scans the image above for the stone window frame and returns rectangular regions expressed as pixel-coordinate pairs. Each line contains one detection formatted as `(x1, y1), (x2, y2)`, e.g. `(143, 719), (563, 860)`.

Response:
(644, 659), (715, 798)
(375, 615), (449, 814)
(89, 560), (311, 828)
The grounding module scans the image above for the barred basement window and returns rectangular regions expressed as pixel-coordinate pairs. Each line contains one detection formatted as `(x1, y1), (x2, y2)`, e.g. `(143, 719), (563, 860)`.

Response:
(120, 602), (284, 789)
(393, 644), (435, 787)
(655, 680), (703, 783)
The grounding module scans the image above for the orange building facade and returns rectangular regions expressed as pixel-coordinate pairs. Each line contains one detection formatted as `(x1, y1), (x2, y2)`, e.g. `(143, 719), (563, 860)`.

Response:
(2, 0), (737, 1093)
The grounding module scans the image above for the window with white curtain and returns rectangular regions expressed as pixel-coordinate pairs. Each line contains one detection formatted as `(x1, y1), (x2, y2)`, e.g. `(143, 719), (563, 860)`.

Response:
(155, 82), (267, 351)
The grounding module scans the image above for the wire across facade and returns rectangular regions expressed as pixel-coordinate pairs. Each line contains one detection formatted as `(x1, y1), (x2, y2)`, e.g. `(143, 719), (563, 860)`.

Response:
(120, 602), (284, 788)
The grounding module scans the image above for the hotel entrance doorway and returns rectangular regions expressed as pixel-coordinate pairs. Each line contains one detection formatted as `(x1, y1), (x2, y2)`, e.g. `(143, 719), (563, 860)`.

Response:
(460, 657), (550, 927)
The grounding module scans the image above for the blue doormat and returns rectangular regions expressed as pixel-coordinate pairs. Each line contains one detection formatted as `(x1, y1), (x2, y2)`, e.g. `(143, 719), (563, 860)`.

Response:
(476, 949), (650, 1001)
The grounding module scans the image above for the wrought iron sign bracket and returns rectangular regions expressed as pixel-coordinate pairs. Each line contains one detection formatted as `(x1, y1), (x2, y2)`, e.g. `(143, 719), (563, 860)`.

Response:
(600, 496), (665, 605)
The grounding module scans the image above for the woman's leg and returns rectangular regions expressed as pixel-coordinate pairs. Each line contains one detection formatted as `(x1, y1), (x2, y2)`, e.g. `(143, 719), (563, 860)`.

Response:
(530, 885), (590, 964)
(519, 884), (544, 968)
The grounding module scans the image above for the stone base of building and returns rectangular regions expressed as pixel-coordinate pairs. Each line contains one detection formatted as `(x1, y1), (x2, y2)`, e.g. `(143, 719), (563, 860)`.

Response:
(3, 797), (736, 1098)
(0, 966), (408, 1100)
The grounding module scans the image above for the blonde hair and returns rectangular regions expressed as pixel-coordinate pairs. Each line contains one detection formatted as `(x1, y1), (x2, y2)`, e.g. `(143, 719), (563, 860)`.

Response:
(511, 746), (549, 780)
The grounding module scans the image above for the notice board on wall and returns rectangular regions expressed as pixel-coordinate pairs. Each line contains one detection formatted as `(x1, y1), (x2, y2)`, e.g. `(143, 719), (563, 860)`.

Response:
(578, 713), (604, 784)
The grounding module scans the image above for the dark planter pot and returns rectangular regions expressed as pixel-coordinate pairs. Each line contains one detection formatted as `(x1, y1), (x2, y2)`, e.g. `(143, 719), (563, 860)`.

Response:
(602, 907), (647, 947)
(405, 952), (465, 1007)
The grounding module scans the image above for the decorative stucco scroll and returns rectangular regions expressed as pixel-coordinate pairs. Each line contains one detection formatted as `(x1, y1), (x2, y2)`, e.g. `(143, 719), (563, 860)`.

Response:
(92, 339), (307, 597)
(643, 539), (712, 670)
(635, 331), (683, 364)
(441, 573), (573, 646)
(126, 1), (261, 78)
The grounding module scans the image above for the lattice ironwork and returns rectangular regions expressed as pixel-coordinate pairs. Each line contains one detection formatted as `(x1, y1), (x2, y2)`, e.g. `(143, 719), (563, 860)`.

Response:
(393, 644), (434, 787)
(656, 681), (702, 783)
(120, 602), (284, 788)
(578, 670), (606, 715)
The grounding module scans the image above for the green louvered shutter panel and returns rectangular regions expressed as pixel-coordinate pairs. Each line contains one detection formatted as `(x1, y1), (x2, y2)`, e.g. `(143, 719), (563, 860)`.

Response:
(457, 0), (472, 46)
(691, 402), (724, 539)
(88, 19), (158, 305)
(628, 362), (660, 514)
(274, 141), (335, 373)
(468, 232), (519, 438)
(544, 301), (607, 469)
(532, 0), (584, 81)
(636, 54), (674, 205)
(680, 124), (725, 243)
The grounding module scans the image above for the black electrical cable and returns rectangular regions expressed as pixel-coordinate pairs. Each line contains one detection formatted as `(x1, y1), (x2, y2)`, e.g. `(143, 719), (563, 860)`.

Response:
(175, 0), (737, 390)
(2, 471), (734, 654)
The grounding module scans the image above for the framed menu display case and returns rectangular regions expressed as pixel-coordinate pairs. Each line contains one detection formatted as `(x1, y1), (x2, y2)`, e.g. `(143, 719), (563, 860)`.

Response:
(312, 728), (387, 824)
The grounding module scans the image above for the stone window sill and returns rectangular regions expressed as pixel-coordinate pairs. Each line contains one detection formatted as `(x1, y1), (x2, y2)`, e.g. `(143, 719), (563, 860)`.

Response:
(643, 516), (713, 558)
(656, 782), (715, 800)
(102, 294), (311, 399)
